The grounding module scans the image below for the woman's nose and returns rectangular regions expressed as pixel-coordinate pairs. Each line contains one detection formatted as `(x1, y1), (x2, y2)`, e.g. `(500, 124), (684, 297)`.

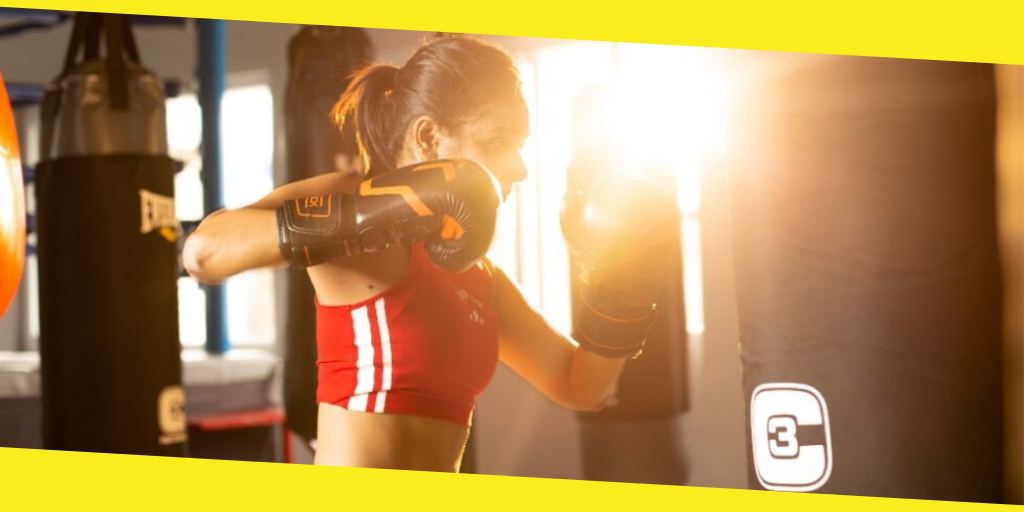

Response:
(508, 154), (528, 183)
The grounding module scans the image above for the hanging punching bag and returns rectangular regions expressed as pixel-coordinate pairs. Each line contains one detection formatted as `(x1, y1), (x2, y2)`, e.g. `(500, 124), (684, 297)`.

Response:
(727, 54), (1003, 501)
(0, 68), (25, 318)
(282, 26), (372, 446)
(35, 13), (186, 456)
(568, 82), (689, 485)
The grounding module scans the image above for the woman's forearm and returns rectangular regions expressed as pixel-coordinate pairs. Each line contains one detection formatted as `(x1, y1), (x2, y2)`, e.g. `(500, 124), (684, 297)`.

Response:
(182, 207), (284, 284)
(564, 348), (627, 412)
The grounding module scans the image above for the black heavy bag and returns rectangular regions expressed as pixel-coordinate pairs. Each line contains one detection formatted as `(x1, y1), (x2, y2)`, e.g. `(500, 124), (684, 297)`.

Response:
(727, 54), (1003, 500)
(568, 83), (689, 484)
(281, 26), (372, 445)
(36, 13), (186, 456)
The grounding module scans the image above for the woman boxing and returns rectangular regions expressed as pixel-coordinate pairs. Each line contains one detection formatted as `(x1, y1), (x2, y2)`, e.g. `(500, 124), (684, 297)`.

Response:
(183, 35), (677, 472)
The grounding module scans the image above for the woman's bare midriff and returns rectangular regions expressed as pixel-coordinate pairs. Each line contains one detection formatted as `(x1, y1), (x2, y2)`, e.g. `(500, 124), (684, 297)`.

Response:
(314, 402), (471, 472)
(309, 248), (470, 472)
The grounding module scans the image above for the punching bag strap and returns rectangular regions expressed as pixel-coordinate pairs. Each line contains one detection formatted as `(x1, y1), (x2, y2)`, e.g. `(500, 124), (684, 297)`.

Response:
(103, 13), (130, 110)
(60, 13), (137, 110)
(61, 12), (93, 77)
(41, 12), (96, 161)
(83, 14), (101, 62)
(120, 16), (141, 64)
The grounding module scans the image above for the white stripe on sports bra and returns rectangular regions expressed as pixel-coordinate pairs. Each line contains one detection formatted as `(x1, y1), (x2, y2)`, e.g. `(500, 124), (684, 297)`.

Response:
(374, 298), (392, 413)
(348, 305), (375, 412)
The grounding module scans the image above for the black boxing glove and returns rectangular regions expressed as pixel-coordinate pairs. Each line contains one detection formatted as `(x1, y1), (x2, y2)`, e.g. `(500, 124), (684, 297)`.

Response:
(277, 159), (501, 272)
(561, 173), (681, 359)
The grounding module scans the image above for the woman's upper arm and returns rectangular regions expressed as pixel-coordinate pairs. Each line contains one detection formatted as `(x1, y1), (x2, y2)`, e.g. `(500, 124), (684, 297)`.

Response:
(247, 171), (364, 210)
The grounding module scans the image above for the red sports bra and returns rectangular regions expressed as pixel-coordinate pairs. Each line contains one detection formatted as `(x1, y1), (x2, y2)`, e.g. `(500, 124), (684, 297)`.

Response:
(315, 244), (500, 426)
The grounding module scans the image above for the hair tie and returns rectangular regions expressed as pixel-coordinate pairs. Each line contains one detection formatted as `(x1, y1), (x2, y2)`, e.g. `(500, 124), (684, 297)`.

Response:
(385, 67), (400, 98)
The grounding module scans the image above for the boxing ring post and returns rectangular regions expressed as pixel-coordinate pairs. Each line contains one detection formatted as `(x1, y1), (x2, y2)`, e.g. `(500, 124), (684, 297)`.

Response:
(197, 18), (229, 355)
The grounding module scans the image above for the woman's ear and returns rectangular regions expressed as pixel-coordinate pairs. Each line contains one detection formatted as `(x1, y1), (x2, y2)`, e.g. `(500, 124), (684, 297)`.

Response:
(409, 115), (441, 162)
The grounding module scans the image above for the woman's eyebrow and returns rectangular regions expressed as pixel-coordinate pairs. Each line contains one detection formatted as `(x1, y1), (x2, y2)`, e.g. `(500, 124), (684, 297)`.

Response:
(494, 121), (529, 138)
(475, 116), (528, 140)
(480, 123), (512, 137)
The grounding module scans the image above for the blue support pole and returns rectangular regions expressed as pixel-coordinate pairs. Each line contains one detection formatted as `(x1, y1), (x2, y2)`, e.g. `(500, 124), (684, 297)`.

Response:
(5, 83), (44, 107)
(197, 19), (229, 355)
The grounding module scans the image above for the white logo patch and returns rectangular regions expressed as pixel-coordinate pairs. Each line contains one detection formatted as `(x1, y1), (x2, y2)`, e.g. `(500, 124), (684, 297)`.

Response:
(751, 383), (833, 492)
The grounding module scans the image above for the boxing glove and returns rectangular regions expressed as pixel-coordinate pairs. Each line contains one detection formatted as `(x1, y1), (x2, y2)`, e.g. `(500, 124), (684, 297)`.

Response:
(562, 173), (680, 359)
(277, 159), (501, 272)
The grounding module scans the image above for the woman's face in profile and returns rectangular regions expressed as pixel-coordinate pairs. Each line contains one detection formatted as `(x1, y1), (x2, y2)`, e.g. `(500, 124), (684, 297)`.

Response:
(436, 95), (531, 201)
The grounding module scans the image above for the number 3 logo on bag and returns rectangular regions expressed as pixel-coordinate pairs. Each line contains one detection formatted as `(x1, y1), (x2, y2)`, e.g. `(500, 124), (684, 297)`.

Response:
(751, 383), (833, 492)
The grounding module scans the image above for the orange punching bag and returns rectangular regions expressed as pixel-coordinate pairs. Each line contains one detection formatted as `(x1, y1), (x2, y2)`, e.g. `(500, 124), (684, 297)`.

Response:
(0, 67), (26, 317)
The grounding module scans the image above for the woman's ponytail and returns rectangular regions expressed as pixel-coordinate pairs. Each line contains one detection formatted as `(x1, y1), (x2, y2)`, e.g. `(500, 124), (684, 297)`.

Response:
(331, 63), (400, 176)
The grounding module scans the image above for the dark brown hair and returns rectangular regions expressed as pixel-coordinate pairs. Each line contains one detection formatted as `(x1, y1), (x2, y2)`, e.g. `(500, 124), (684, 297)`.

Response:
(331, 34), (522, 177)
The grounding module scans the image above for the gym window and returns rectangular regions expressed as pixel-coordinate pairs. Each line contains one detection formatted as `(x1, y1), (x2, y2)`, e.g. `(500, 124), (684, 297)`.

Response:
(170, 79), (276, 349)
